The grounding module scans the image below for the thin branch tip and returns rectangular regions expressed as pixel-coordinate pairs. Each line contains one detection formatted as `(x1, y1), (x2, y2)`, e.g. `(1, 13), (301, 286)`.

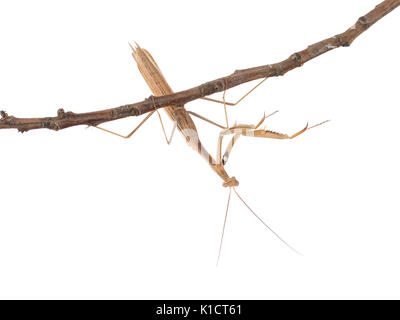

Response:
(0, 0), (398, 133)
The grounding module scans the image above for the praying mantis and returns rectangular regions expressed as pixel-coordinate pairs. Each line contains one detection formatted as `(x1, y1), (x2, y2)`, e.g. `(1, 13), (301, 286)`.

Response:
(93, 43), (328, 263)
(1, 0), (398, 265)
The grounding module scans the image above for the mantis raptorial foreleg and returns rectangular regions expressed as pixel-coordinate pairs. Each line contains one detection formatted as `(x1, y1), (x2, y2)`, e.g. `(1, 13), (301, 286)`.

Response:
(218, 119), (329, 165)
(216, 110), (279, 164)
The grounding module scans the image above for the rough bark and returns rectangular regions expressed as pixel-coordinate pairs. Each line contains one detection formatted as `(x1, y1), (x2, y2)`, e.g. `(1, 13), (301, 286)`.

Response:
(1, 0), (399, 133)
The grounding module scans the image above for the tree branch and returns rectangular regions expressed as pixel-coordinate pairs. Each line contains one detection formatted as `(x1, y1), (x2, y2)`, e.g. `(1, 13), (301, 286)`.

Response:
(1, 0), (399, 133)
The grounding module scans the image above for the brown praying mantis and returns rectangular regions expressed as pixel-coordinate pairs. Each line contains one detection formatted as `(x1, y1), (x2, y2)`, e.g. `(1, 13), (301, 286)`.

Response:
(0, 0), (398, 265)
(93, 43), (328, 263)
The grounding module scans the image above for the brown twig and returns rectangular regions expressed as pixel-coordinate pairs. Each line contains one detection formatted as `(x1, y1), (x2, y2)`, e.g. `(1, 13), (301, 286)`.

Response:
(1, 0), (399, 133)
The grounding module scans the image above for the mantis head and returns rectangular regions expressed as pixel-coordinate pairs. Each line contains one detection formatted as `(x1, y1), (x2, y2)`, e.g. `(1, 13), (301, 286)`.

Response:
(223, 176), (239, 188)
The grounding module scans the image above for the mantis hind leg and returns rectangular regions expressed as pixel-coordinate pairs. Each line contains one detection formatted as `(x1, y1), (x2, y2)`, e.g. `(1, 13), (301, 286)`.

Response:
(92, 111), (155, 139)
(155, 109), (177, 145)
(151, 96), (178, 145)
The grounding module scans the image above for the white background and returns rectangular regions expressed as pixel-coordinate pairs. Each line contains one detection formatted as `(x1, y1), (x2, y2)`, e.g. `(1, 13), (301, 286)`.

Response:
(0, 0), (399, 299)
